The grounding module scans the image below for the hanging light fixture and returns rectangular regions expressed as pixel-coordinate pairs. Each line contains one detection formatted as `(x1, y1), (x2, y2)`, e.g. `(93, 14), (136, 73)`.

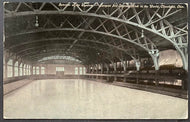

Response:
(141, 29), (144, 38)
(35, 16), (39, 27)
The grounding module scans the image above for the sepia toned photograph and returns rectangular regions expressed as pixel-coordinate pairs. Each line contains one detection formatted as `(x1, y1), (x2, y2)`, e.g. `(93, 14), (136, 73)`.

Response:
(3, 1), (188, 119)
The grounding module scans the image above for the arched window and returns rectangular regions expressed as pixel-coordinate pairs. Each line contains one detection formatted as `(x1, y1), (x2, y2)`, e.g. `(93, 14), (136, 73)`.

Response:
(36, 66), (39, 75)
(83, 67), (86, 74)
(14, 61), (18, 77)
(7, 59), (13, 77)
(79, 67), (83, 75)
(98, 64), (101, 69)
(75, 67), (78, 75)
(33, 66), (36, 75)
(23, 64), (26, 75)
(25, 65), (27, 75)
(19, 63), (23, 76)
(41, 67), (45, 75)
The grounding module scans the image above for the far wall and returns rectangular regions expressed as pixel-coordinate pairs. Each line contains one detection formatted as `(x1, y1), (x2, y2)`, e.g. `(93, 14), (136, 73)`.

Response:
(45, 64), (86, 75)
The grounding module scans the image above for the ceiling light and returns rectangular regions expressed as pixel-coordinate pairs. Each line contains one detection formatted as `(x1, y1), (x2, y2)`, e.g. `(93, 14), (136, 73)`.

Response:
(35, 16), (39, 27)
(141, 29), (144, 38)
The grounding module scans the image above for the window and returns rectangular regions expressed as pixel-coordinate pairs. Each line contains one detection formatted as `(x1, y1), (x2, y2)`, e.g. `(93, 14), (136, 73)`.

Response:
(33, 66), (36, 75)
(79, 67), (83, 75)
(7, 59), (13, 77)
(117, 62), (120, 66)
(23, 64), (26, 75)
(41, 67), (45, 74)
(83, 67), (86, 74)
(24, 64), (27, 75)
(19, 63), (23, 76)
(75, 67), (78, 75)
(14, 61), (18, 77)
(36, 67), (39, 74)
(56, 67), (64, 71)
(98, 64), (101, 69)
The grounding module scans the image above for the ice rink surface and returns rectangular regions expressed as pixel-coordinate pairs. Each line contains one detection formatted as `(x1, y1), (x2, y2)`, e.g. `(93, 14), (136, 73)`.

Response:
(4, 79), (188, 119)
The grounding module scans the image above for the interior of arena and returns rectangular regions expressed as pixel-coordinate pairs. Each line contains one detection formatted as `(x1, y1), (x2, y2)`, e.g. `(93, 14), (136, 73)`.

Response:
(3, 2), (188, 119)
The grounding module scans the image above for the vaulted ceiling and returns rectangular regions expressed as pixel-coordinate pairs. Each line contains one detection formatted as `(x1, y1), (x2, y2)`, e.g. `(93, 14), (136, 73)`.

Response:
(4, 2), (188, 65)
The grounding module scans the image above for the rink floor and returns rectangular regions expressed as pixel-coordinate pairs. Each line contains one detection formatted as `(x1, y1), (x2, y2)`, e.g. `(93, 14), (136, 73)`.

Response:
(4, 79), (188, 119)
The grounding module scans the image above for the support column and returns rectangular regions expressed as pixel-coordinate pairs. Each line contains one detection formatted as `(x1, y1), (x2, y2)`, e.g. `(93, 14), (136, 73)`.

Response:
(89, 65), (91, 73)
(177, 46), (188, 71)
(92, 65), (95, 74)
(39, 66), (41, 75)
(127, 61), (130, 68)
(22, 63), (24, 76)
(114, 76), (117, 81)
(18, 62), (20, 76)
(136, 71), (139, 84)
(155, 70), (159, 86)
(78, 67), (80, 75)
(100, 64), (104, 74)
(105, 64), (109, 74)
(87, 65), (90, 73)
(106, 76), (110, 82)
(124, 76), (127, 82)
(28, 65), (30, 75)
(96, 64), (98, 74)
(34, 66), (36, 75)
(35, 66), (36, 75)
(149, 49), (159, 71)
(113, 62), (117, 74)
(135, 60), (141, 71)
(121, 60), (127, 73)
(12, 61), (15, 77)
(182, 79), (187, 90)
(25, 64), (27, 75)
(88, 65), (90, 74)
(31, 65), (33, 75)
(113, 62), (117, 81)
(182, 71), (187, 90)
(96, 64), (99, 80)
